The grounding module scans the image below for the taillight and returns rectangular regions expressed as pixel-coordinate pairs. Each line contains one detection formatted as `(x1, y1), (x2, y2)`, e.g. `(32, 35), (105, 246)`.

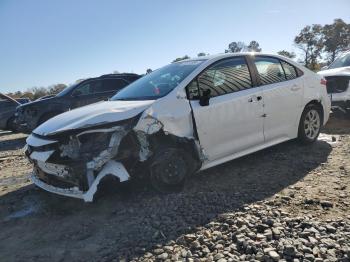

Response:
(320, 78), (327, 86)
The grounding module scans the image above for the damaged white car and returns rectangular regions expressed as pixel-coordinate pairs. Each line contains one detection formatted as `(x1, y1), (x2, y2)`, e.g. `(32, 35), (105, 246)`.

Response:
(26, 53), (331, 201)
(318, 51), (350, 113)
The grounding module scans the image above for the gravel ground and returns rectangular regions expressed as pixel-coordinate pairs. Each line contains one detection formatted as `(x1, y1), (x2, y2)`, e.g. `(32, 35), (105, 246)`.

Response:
(0, 113), (349, 262)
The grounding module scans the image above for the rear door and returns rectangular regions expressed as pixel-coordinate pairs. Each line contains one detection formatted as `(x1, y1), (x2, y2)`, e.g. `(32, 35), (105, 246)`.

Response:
(188, 56), (265, 162)
(251, 56), (303, 142)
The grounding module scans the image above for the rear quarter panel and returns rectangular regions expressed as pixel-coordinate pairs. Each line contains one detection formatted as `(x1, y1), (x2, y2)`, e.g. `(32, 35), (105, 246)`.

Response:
(302, 72), (331, 125)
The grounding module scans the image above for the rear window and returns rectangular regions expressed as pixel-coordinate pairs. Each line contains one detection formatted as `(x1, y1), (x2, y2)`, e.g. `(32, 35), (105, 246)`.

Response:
(102, 79), (129, 92)
(281, 61), (298, 80)
(254, 57), (285, 85)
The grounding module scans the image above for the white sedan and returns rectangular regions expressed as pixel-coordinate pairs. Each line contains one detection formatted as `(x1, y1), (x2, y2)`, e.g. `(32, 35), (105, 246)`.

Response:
(26, 53), (331, 201)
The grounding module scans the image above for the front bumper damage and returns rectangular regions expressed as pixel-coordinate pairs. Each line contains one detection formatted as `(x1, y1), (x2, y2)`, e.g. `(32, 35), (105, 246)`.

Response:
(26, 97), (206, 201)
(26, 123), (136, 202)
(30, 160), (129, 202)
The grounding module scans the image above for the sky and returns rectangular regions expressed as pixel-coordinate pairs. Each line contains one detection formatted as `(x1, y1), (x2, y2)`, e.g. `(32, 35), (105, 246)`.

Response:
(0, 0), (349, 93)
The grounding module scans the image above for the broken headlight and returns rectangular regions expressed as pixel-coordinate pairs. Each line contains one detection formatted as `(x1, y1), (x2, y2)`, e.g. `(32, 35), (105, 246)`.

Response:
(60, 132), (112, 160)
(78, 132), (112, 154)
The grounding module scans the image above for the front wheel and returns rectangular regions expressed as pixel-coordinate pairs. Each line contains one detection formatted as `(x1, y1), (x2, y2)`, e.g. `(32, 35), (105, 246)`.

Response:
(298, 104), (322, 144)
(149, 148), (189, 193)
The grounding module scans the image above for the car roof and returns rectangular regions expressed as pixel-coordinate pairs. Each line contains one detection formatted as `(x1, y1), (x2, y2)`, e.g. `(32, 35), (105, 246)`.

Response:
(98, 73), (141, 78)
(76, 73), (141, 84)
(175, 52), (294, 63)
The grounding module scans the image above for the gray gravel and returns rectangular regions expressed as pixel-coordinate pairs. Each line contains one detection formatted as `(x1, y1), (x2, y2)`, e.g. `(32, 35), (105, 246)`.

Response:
(0, 115), (349, 262)
(132, 202), (350, 262)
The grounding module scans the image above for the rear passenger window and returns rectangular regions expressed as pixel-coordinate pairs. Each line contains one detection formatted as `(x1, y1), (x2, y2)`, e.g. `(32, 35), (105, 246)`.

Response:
(281, 61), (297, 80)
(102, 79), (129, 92)
(196, 57), (252, 98)
(254, 57), (285, 85)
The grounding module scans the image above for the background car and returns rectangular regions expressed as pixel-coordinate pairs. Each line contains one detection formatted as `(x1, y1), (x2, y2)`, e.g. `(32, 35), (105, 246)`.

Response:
(318, 51), (350, 113)
(0, 93), (20, 131)
(15, 73), (142, 132)
(15, 97), (31, 104)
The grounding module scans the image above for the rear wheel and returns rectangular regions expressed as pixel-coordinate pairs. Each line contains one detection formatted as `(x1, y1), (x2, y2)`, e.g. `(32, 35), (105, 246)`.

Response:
(149, 148), (189, 193)
(298, 104), (322, 144)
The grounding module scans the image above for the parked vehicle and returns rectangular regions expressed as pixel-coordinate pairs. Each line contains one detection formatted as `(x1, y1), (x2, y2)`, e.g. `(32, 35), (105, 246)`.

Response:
(15, 97), (31, 104)
(25, 53), (331, 201)
(0, 93), (20, 131)
(318, 51), (350, 113)
(15, 73), (141, 132)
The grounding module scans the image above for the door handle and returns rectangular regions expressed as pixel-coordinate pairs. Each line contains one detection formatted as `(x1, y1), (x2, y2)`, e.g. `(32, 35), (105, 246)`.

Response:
(248, 96), (262, 103)
(291, 85), (301, 91)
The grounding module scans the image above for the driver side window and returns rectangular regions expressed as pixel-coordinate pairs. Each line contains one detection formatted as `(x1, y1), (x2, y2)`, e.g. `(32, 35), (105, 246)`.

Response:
(187, 56), (253, 100)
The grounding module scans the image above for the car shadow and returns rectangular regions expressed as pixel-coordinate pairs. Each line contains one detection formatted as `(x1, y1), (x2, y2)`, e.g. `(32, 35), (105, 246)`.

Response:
(0, 139), (332, 261)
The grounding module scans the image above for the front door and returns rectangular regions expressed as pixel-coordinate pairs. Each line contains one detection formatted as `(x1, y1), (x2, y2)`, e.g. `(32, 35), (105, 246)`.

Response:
(188, 56), (265, 162)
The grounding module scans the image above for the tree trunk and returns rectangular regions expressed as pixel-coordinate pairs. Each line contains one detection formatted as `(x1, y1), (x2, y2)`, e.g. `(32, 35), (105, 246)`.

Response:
(331, 51), (336, 62)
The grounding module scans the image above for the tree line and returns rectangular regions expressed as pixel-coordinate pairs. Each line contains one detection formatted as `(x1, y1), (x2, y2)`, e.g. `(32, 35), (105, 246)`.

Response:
(173, 18), (350, 71)
(6, 84), (67, 101)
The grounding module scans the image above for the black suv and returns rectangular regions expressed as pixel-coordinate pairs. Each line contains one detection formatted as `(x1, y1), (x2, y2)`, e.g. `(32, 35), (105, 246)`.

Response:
(15, 73), (141, 133)
(0, 93), (20, 131)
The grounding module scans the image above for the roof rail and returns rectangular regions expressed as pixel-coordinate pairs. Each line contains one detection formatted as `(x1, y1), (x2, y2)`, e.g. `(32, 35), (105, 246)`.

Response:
(99, 73), (139, 77)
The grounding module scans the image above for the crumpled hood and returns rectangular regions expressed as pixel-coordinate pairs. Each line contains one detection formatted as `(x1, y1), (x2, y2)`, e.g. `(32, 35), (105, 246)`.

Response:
(318, 66), (350, 77)
(34, 100), (155, 136)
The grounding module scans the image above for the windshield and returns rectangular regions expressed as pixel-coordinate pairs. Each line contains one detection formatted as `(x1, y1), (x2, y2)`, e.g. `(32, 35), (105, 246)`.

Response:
(56, 83), (78, 97)
(112, 60), (205, 101)
(328, 53), (350, 69)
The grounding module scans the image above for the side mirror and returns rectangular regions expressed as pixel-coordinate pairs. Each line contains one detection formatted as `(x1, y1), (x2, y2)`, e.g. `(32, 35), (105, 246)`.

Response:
(199, 89), (211, 106)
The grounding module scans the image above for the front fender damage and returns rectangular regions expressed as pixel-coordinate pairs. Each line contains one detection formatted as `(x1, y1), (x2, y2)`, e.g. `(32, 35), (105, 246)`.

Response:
(29, 99), (208, 201)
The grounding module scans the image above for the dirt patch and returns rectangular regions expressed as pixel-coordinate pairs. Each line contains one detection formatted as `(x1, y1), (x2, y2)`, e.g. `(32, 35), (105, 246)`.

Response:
(0, 113), (349, 261)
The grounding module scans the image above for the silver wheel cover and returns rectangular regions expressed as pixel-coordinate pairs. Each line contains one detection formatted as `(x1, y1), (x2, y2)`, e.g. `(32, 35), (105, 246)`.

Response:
(304, 109), (320, 140)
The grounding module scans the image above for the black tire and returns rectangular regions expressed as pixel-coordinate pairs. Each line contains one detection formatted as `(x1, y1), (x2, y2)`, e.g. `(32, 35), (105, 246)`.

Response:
(298, 104), (322, 144)
(149, 148), (190, 193)
(37, 112), (60, 127)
